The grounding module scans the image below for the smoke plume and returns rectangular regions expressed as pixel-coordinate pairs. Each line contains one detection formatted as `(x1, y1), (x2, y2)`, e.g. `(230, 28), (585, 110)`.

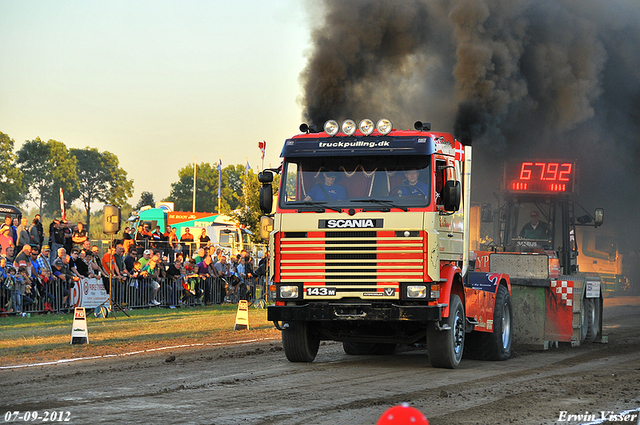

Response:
(301, 0), (640, 279)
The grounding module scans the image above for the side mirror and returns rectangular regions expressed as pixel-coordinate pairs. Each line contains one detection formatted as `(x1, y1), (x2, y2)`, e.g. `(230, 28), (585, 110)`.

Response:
(481, 203), (493, 223)
(258, 171), (273, 183)
(443, 180), (461, 212)
(259, 184), (273, 215)
(594, 208), (604, 227)
(260, 216), (274, 241)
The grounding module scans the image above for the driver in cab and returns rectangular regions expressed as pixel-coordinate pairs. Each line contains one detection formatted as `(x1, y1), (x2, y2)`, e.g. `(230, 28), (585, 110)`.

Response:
(399, 170), (429, 196)
(304, 172), (347, 202)
(519, 210), (549, 239)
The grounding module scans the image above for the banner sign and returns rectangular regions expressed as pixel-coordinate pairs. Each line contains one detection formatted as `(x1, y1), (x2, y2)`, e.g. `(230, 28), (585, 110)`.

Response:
(70, 278), (109, 309)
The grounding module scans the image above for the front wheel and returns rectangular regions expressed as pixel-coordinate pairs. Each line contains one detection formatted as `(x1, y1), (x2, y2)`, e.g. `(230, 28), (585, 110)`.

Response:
(427, 294), (465, 368)
(464, 285), (512, 360)
(282, 321), (320, 362)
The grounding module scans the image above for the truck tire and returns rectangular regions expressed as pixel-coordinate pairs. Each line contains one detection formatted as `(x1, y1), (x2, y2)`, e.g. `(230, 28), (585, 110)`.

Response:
(343, 342), (396, 355)
(463, 284), (512, 361)
(585, 296), (601, 343)
(427, 294), (465, 369)
(282, 321), (320, 362)
(580, 297), (590, 343)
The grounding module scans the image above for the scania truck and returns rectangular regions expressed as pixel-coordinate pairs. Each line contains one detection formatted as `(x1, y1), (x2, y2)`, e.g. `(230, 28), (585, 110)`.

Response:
(260, 119), (513, 368)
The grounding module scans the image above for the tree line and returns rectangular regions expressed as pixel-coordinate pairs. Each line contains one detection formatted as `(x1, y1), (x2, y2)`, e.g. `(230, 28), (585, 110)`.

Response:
(0, 131), (277, 239)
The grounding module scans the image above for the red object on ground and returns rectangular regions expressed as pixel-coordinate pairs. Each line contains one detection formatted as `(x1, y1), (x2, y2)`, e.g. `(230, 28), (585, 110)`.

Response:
(377, 403), (429, 424)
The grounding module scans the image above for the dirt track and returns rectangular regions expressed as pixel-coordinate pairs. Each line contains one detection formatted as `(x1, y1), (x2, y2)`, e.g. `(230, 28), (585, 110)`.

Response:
(1, 297), (639, 425)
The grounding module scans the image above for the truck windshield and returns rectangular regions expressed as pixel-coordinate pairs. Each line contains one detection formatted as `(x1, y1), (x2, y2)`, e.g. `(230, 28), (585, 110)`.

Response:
(279, 155), (431, 209)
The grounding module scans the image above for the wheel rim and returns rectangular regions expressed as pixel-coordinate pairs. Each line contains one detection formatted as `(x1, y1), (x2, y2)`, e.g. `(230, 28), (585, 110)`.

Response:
(454, 310), (465, 356)
(501, 300), (511, 350)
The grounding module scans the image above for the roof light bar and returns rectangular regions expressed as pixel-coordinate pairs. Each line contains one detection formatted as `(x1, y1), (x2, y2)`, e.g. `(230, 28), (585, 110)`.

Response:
(342, 119), (357, 136)
(376, 118), (393, 135)
(359, 119), (375, 136)
(324, 120), (339, 136)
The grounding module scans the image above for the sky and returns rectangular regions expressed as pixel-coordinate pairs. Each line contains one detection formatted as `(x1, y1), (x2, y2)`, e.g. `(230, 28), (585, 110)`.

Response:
(0, 0), (311, 205)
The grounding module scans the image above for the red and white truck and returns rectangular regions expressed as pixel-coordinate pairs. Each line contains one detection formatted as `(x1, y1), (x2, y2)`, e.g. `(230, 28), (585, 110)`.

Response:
(259, 119), (604, 368)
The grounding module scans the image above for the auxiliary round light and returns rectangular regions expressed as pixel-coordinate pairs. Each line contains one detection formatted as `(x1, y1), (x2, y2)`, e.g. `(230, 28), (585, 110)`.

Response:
(324, 120), (339, 136)
(376, 118), (393, 135)
(342, 119), (357, 136)
(359, 118), (375, 136)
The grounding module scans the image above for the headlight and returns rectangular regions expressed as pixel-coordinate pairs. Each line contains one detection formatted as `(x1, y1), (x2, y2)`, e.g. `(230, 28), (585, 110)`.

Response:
(342, 119), (357, 136)
(324, 120), (339, 136)
(359, 119), (375, 136)
(279, 285), (299, 299)
(407, 285), (427, 298)
(376, 118), (393, 135)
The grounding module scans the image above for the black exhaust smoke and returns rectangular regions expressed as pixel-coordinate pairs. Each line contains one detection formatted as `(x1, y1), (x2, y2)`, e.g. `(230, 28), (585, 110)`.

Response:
(300, 1), (640, 268)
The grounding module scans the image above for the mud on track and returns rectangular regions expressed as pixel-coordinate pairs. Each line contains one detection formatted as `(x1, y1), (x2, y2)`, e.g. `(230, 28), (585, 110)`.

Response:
(1, 297), (639, 425)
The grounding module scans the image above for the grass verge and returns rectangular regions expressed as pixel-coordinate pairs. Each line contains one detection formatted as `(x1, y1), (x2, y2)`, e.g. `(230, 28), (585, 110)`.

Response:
(0, 305), (280, 366)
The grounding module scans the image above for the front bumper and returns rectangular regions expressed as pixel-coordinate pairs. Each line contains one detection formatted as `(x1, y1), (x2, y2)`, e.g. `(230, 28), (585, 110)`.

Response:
(267, 302), (444, 322)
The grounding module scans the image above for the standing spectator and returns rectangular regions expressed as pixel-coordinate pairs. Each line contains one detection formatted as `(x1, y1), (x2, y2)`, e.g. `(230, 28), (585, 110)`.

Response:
(198, 228), (210, 248)
(180, 227), (195, 258)
(36, 245), (53, 277)
(165, 256), (182, 308)
(3, 245), (15, 264)
(72, 222), (88, 247)
(123, 248), (138, 274)
(122, 227), (134, 254)
(68, 248), (84, 278)
(166, 226), (178, 262)
(11, 217), (19, 246)
(81, 240), (91, 253)
(151, 225), (164, 250)
(28, 217), (41, 248)
(33, 214), (44, 249)
(50, 219), (65, 259)
(52, 255), (76, 312)
(0, 216), (13, 243)
(16, 217), (30, 254)
(113, 244), (128, 277)
(101, 245), (121, 296)
(63, 220), (73, 253)
(139, 249), (152, 268)
(13, 244), (31, 270)
(196, 255), (214, 304)
(214, 255), (230, 302)
(51, 247), (66, 266)
(193, 247), (206, 264)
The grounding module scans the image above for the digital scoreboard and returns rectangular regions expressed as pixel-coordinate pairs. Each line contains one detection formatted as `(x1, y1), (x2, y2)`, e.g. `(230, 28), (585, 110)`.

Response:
(504, 160), (577, 194)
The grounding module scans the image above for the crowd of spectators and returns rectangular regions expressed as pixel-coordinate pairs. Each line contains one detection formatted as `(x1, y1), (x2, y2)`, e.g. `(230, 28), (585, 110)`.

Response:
(1, 215), (268, 315)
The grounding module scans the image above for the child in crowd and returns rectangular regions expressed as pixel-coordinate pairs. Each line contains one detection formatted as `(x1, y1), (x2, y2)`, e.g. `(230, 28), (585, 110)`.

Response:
(12, 266), (34, 314)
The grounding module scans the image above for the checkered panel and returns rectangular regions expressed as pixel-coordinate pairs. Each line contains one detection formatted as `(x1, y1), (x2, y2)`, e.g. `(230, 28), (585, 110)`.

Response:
(551, 280), (573, 307)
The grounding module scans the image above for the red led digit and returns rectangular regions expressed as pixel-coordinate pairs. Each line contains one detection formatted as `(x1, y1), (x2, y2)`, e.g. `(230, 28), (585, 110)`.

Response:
(520, 162), (533, 180)
(535, 162), (547, 180)
(558, 163), (572, 181)
(544, 163), (558, 181)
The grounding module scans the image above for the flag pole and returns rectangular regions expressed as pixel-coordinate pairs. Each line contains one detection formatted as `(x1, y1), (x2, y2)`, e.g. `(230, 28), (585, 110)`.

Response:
(192, 156), (197, 212)
(217, 156), (222, 214)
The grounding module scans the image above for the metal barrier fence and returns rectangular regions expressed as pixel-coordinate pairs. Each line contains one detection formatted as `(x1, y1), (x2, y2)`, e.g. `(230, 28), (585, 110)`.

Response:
(1, 274), (269, 316)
